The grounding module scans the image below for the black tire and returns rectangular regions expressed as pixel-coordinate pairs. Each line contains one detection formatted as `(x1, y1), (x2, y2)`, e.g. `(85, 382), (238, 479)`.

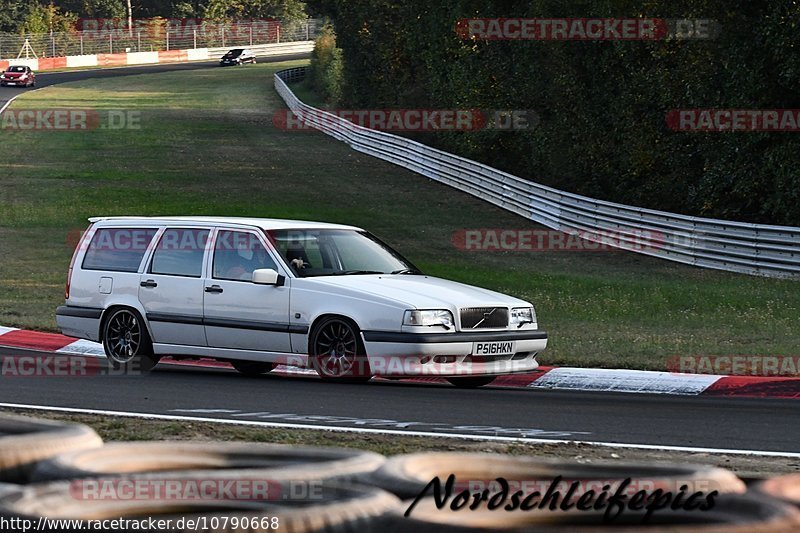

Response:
(231, 360), (275, 376)
(755, 473), (800, 507)
(310, 316), (372, 383)
(32, 441), (386, 484)
(102, 308), (159, 373)
(0, 483), (21, 499)
(0, 414), (103, 483)
(446, 376), (497, 388)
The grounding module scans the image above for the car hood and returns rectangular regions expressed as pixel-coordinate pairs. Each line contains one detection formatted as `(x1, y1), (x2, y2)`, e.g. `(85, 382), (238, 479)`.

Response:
(308, 274), (531, 310)
(3, 72), (23, 78)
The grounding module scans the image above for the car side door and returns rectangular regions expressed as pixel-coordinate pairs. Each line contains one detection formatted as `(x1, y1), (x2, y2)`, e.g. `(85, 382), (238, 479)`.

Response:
(203, 228), (292, 354)
(138, 227), (211, 347)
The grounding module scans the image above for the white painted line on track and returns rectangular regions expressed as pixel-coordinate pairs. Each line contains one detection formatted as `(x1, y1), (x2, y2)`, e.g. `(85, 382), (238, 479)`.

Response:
(1, 402), (798, 459)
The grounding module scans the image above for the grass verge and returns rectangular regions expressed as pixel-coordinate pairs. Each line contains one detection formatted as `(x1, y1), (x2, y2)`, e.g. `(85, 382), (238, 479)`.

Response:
(0, 59), (797, 370)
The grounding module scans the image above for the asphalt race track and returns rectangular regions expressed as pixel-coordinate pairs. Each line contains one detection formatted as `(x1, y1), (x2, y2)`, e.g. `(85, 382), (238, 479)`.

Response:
(1, 56), (798, 457)
(0, 52), (309, 113)
(1, 346), (798, 454)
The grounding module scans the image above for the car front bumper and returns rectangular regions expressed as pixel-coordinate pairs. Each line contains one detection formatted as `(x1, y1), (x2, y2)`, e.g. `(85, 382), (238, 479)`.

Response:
(362, 329), (547, 377)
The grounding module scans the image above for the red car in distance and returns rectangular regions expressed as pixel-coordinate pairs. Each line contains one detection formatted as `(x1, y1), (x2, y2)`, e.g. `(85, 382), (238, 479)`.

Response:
(0, 65), (36, 88)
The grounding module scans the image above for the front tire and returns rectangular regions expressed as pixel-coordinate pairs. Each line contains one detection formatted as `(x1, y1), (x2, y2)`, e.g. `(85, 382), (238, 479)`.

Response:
(310, 317), (372, 383)
(102, 308), (159, 373)
(231, 360), (275, 376)
(447, 376), (497, 388)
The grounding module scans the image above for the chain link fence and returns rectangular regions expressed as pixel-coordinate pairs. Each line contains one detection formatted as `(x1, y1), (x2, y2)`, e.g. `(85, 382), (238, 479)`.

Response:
(0, 19), (321, 59)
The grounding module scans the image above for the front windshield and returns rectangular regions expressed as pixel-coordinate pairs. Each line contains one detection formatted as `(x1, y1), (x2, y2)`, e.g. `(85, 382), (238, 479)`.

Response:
(8, 66), (25, 73)
(268, 229), (419, 277)
(224, 50), (243, 57)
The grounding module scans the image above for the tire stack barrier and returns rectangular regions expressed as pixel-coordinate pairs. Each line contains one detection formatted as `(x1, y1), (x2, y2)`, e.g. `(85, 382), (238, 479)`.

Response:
(755, 474), (800, 508)
(29, 441), (386, 484)
(2, 413), (800, 531)
(0, 414), (103, 483)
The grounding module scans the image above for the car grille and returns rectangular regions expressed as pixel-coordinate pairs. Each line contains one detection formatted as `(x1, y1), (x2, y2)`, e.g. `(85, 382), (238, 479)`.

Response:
(460, 307), (509, 329)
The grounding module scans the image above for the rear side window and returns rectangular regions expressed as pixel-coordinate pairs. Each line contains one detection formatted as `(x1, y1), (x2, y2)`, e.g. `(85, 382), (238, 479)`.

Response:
(81, 228), (157, 272)
(150, 228), (210, 277)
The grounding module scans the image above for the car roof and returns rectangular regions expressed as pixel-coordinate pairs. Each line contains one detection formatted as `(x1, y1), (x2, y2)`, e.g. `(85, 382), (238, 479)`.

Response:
(87, 216), (363, 231)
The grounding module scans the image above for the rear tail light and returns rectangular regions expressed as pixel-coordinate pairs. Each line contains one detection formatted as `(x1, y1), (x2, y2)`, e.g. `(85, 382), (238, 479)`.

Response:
(65, 223), (94, 299)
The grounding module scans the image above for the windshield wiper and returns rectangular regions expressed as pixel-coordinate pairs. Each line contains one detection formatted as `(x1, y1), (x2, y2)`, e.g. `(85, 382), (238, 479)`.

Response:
(328, 270), (384, 276)
(391, 268), (422, 275)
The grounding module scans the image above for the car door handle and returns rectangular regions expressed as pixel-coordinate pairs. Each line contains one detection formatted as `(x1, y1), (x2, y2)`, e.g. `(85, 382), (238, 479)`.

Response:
(205, 285), (224, 293)
(140, 280), (158, 288)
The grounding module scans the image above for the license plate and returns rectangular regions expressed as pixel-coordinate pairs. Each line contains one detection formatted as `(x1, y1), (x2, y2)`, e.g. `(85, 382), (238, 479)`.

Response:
(5, 82), (15, 85)
(472, 341), (515, 357)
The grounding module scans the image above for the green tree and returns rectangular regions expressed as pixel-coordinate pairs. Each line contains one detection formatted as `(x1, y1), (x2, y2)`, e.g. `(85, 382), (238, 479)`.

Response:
(0, 0), (29, 32)
(308, 23), (343, 104)
(203, 0), (307, 22)
(20, 3), (78, 34)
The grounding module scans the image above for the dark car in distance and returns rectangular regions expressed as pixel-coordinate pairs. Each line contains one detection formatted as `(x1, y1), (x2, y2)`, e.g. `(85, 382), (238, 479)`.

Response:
(219, 49), (257, 66)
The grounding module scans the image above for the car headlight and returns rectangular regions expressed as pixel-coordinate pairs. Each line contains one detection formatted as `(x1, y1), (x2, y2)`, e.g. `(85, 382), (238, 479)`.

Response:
(510, 307), (535, 327)
(403, 309), (454, 329)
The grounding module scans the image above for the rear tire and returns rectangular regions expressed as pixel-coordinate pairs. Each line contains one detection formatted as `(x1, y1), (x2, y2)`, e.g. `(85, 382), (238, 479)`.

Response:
(446, 376), (496, 388)
(231, 360), (275, 376)
(102, 308), (159, 373)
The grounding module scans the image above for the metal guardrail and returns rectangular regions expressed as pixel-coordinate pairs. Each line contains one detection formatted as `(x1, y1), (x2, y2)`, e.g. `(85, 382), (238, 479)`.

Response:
(207, 41), (314, 59)
(275, 67), (800, 279)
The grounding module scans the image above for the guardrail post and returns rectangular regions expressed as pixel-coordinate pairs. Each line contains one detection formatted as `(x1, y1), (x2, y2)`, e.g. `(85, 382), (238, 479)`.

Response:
(193, 29), (197, 49)
(79, 34), (83, 55)
(166, 30), (170, 51)
(109, 34), (113, 54)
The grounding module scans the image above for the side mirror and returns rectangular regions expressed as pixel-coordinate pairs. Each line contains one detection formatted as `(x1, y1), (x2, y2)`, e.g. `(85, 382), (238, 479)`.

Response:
(252, 268), (285, 286)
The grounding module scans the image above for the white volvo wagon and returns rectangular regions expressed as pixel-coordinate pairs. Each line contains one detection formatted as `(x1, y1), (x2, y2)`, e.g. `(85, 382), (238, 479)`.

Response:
(57, 217), (547, 387)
